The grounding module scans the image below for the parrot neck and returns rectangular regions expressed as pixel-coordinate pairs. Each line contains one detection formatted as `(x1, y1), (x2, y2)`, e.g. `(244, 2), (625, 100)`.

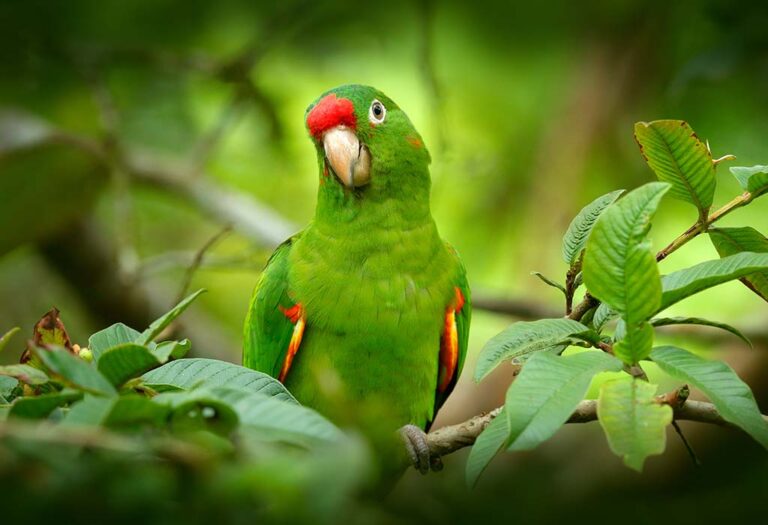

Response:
(313, 164), (433, 235)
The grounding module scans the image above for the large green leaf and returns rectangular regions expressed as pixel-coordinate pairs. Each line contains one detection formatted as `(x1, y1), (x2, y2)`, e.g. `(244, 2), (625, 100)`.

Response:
(651, 346), (768, 448)
(142, 358), (296, 403)
(211, 388), (343, 446)
(650, 316), (751, 347)
(562, 189), (624, 266)
(88, 323), (142, 363)
(730, 165), (768, 198)
(659, 252), (768, 312)
(33, 346), (116, 396)
(136, 289), (206, 345)
(709, 227), (768, 302)
(63, 395), (170, 428)
(0, 364), (49, 385)
(504, 351), (623, 451)
(0, 376), (17, 399)
(597, 377), (672, 471)
(8, 389), (83, 419)
(97, 344), (162, 386)
(474, 319), (589, 381)
(634, 120), (715, 217)
(153, 389), (239, 436)
(583, 182), (669, 363)
(466, 409), (508, 487)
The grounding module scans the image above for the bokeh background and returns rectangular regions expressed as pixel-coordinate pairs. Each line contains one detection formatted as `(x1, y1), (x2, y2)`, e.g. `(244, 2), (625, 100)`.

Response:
(1, 0), (767, 522)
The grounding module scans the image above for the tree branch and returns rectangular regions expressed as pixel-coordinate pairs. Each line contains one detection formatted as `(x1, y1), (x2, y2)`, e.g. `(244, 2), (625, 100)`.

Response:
(425, 396), (768, 459)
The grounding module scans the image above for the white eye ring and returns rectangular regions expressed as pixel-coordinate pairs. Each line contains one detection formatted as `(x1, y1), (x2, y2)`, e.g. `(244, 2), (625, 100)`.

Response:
(368, 99), (386, 124)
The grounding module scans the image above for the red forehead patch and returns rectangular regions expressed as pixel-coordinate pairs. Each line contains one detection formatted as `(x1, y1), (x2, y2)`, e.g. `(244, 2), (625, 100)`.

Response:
(306, 94), (356, 139)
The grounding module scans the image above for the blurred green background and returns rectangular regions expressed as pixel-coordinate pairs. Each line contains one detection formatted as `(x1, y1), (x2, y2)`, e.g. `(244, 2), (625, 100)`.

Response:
(1, 0), (767, 522)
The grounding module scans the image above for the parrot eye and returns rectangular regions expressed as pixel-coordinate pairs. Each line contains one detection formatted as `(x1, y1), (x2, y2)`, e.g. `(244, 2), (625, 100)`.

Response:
(369, 100), (386, 124)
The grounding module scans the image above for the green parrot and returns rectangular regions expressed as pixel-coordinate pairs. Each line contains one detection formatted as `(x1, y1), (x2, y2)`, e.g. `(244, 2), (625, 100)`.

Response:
(243, 84), (470, 472)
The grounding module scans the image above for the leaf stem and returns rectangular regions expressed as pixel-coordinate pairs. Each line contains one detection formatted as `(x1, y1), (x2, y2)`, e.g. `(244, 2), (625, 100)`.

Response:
(656, 191), (753, 262)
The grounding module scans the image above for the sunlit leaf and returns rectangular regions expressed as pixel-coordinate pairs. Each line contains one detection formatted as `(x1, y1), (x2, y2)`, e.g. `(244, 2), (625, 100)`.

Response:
(597, 377), (672, 471)
(730, 165), (768, 198)
(562, 189), (624, 266)
(583, 182), (669, 363)
(634, 120), (715, 218)
(504, 351), (623, 451)
(709, 227), (768, 302)
(659, 252), (768, 312)
(474, 319), (589, 381)
(651, 345), (768, 449)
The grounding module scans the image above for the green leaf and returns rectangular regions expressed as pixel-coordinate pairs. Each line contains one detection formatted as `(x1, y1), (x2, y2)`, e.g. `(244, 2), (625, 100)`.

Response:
(613, 321), (654, 364)
(583, 182), (669, 363)
(474, 319), (589, 381)
(659, 252), (768, 312)
(137, 289), (206, 345)
(583, 182), (668, 318)
(650, 346), (768, 449)
(597, 377), (672, 471)
(730, 165), (768, 198)
(650, 316), (751, 347)
(0, 327), (20, 353)
(592, 303), (618, 331)
(8, 389), (82, 419)
(211, 388), (343, 446)
(504, 351), (623, 451)
(709, 227), (768, 301)
(0, 364), (49, 385)
(531, 272), (566, 294)
(33, 346), (116, 396)
(562, 189), (624, 266)
(97, 344), (162, 386)
(88, 323), (142, 363)
(153, 389), (239, 437)
(152, 339), (192, 362)
(466, 408), (508, 487)
(634, 120), (715, 218)
(63, 395), (170, 428)
(0, 376), (18, 399)
(142, 358), (296, 403)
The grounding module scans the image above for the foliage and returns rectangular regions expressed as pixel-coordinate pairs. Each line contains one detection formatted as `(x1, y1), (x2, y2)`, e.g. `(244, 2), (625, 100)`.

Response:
(468, 120), (768, 483)
(0, 291), (368, 523)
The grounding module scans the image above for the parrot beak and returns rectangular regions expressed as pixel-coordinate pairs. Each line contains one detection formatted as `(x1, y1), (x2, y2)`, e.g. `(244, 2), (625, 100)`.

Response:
(323, 126), (371, 188)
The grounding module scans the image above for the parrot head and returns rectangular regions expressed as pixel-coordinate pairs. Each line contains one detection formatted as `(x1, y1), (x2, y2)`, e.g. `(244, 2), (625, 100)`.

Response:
(305, 85), (430, 196)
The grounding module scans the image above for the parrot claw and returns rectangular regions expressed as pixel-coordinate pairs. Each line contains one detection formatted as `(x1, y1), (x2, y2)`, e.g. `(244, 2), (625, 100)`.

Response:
(399, 424), (439, 475)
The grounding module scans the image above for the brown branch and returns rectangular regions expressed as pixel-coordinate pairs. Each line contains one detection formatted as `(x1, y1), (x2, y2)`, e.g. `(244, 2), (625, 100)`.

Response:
(425, 395), (768, 459)
(471, 295), (560, 320)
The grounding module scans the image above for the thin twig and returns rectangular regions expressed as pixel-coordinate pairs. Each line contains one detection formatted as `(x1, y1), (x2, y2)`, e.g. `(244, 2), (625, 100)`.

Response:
(174, 225), (233, 306)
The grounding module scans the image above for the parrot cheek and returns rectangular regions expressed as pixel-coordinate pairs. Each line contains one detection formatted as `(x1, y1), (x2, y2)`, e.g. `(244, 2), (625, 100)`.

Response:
(323, 126), (371, 188)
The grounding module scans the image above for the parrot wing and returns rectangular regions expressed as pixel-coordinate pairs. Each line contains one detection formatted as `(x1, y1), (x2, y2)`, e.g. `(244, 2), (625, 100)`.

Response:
(429, 244), (471, 429)
(243, 233), (305, 380)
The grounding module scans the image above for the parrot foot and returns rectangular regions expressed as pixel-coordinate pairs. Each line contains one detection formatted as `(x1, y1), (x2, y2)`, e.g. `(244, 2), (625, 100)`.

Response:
(399, 424), (443, 475)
